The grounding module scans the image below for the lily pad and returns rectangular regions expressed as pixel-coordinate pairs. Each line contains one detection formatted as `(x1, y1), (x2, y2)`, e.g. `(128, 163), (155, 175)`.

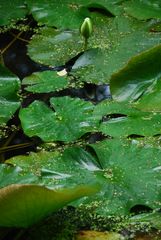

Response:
(28, 27), (83, 66)
(26, 0), (123, 29)
(28, 14), (161, 84)
(0, 0), (27, 26)
(129, 212), (161, 230)
(22, 70), (68, 93)
(8, 138), (161, 216)
(0, 184), (97, 227)
(94, 100), (161, 137)
(19, 96), (99, 142)
(124, 0), (161, 20)
(110, 44), (161, 107)
(88, 138), (161, 215)
(0, 65), (20, 127)
(0, 156), (99, 227)
(0, 164), (37, 188)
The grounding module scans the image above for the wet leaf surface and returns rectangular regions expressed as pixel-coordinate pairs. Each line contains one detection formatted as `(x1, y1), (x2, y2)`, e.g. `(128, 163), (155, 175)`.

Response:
(0, 184), (97, 227)
(124, 0), (161, 20)
(8, 138), (161, 216)
(22, 70), (69, 93)
(94, 100), (161, 137)
(0, 0), (27, 26)
(0, 65), (20, 128)
(110, 44), (161, 107)
(19, 96), (99, 142)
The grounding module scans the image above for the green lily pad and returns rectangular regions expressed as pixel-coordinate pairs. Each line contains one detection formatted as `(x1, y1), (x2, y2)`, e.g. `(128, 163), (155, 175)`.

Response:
(0, 0), (27, 26)
(0, 184), (97, 227)
(0, 65), (20, 127)
(26, 0), (123, 29)
(22, 70), (68, 93)
(8, 138), (161, 216)
(0, 164), (37, 188)
(19, 96), (99, 142)
(110, 44), (161, 107)
(28, 13), (161, 84)
(88, 138), (161, 215)
(0, 157), (99, 227)
(71, 48), (107, 84)
(129, 212), (161, 230)
(28, 27), (83, 66)
(136, 77), (161, 111)
(94, 100), (161, 137)
(72, 15), (161, 84)
(124, 0), (161, 20)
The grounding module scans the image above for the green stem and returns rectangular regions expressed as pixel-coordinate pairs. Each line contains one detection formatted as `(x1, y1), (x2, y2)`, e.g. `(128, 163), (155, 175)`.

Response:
(84, 37), (88, 51)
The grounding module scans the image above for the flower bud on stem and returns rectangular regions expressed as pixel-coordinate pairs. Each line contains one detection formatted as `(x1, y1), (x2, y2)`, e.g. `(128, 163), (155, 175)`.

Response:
(80, 17), (93, 50)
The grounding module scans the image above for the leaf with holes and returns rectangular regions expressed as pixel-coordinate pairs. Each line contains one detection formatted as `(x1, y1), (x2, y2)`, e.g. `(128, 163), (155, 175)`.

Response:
(19, 96), (99, 142)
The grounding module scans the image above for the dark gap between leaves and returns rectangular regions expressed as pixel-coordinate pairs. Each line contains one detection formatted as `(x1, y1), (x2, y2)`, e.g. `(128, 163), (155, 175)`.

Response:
(130, 205), (153, 215)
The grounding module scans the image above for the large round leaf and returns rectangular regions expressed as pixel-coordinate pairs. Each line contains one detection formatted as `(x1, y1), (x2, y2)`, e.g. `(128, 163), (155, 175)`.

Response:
(124, 0), (161, 20)
(88, 138), (161, 215)
(28, 27), (83, 66)
(28, 14), (161, 84)
(0, 0), (27, 26)
(110, 44), (161, 106)
(22, 70), (68, 93)
(0, 156), (99, 227)
(94, 100), (161, 137)
(0, 65), (20, 129)
(8, 138), (161, 216)
(19, 96), (99, 142)
(26, 0), (122, 29)
(0, 184), (97, 227)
